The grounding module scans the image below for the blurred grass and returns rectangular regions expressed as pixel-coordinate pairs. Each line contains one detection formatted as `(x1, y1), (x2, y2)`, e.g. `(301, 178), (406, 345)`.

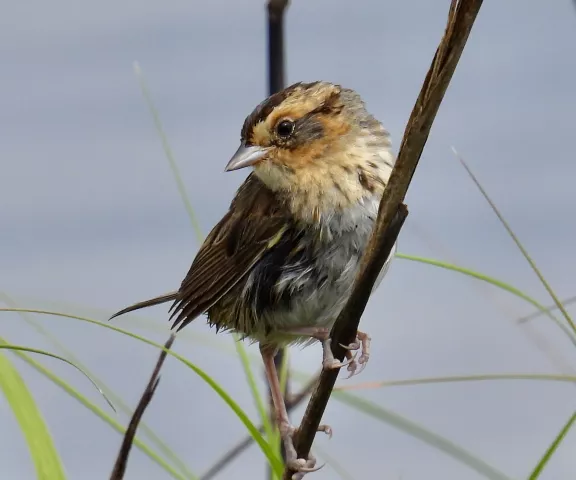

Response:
(333, 373), (576, 391)
(455, 148), (576, 338)
(396, 254), (576, 345)
(332, 390), (513, 480)
(1, 292), (197, 480)
(0, 306), (284, 477)
(1, 304), (514, 480)
(3, 334), (192, 480)
(452, 149), (576, 478)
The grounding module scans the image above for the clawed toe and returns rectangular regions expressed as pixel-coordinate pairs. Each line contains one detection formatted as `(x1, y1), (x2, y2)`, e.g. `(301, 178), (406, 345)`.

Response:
(280, 423), (329, 478)
(320, 332), (372, 379)
(322, 355), (354, 371)
(343, 331), (371, 378)
(339, 341), (360, 351)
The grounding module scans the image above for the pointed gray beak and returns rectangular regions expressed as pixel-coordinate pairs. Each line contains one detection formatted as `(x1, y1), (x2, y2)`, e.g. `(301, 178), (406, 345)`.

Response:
(225, 144), (268, 172)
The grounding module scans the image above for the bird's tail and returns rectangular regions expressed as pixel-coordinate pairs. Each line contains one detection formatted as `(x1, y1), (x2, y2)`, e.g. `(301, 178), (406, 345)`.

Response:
(109, 291), (178, 320)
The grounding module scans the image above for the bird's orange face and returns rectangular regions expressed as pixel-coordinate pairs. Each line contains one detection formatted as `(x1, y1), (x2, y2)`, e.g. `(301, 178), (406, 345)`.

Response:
(226, 81), (394, 220)
(226, 82), (350, 174)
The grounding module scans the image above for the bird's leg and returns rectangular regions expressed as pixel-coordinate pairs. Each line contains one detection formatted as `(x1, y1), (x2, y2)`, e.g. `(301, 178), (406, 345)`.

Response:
(260, 344), (330, 476)
(283, 327), (370, 378)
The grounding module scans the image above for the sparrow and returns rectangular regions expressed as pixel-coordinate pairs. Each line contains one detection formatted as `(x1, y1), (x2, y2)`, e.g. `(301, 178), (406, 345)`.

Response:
(110, 81), (396, 477)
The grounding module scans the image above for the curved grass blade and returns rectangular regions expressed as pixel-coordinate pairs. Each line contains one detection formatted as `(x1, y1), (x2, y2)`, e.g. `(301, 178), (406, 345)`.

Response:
(0, 307), (284, 476)
(9, 302), (518, 479)
(333, 373), (576, 392)
(332, 390), (513, 480)
(453, 147), (576, 336)
(528, 410), (576, 480)
(0, 343), (115, 413)
(2, 337), (190, 480)
(132, 61), (202, 241)
(0, 293), (196, 480)
(396, 253), (576, 345)
(0, 349), (66, 480)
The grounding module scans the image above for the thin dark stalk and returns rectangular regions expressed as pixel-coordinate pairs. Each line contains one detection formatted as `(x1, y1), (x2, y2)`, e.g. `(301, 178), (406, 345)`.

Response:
(200, 375), (318, 480)
(110, 334), (176, 480)
(266, 0), (290, 477)
(267, 0), (289, 94)
(282, 1), (484, 477)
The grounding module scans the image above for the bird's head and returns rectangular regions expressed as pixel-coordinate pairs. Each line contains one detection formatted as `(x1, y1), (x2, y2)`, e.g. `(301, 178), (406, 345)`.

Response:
(225, 81), (395, 218)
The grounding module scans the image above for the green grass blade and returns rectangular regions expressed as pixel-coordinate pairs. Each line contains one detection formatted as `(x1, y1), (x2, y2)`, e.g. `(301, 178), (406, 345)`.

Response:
(132, 61), (202, 241)
(528, 410), (576, 480)
(453, 148), (576, 336)
(396, 253), (576, 345)
(334, 373), (576, 391)
(332, 390), (513, 480)
(0, 343), (115, 412)
(2, 337), (190, 480)
(0, 349), (67, 480)
(12, 300), (515, 478)
(0, 307), (284, 476)
(0, 293), (196, 480)
(81, 302), (575, 480)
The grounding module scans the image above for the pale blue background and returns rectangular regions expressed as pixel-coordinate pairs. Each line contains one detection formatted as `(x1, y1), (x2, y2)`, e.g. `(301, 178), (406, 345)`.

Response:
(2, 0), (576, 478)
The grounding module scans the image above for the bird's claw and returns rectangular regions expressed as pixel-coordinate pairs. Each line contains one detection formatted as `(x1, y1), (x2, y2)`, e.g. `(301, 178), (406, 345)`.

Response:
(315, 329), (371, 378)
(339, 331), (371, 378)
(280, 423), (329, 479)
(321, 338), (354, 370)
(321, 332), (371, 378)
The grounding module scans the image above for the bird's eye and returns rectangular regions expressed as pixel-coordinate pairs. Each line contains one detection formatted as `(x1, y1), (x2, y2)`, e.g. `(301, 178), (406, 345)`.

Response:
(276, 120), (294, 138)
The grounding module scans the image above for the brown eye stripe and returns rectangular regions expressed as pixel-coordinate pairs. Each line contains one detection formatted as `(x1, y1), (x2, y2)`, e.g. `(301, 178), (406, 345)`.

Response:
(240, 82), (323, 142)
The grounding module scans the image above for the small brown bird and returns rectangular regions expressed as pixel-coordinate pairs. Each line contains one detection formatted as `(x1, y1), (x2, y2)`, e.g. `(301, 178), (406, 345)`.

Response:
(110, 81), (396, 476)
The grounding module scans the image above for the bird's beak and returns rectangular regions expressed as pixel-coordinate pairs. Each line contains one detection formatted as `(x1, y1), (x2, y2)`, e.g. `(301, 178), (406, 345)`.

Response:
(225, 144), (268, 172)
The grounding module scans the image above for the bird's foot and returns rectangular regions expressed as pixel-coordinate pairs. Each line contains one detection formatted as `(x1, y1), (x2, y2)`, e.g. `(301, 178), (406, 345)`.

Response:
(320, 331), (371, 378)
(338, 331), (371, 378)
(280, 422), (331, 479)
(320, 338), (356, 371)
(278, 326), (371, 378)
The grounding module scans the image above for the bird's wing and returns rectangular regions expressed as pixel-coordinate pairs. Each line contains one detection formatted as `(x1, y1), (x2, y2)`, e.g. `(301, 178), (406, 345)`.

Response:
(169, 174), (291, 331)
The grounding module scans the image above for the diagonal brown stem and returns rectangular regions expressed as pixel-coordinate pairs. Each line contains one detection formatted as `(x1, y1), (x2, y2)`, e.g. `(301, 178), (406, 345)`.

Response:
(110, 334), (175, 480)
(282, 0), (484, 478)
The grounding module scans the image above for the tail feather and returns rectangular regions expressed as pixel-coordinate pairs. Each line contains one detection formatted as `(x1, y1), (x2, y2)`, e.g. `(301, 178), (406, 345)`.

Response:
(109, 292), (178, 320)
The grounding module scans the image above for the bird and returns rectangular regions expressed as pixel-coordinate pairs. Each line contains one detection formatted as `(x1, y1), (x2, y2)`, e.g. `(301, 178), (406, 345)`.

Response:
(110, 81), (396, 477)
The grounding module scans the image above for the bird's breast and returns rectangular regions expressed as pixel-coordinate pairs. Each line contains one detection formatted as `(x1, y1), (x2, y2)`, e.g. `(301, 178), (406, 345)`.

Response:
(243, 194), (387, 345)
